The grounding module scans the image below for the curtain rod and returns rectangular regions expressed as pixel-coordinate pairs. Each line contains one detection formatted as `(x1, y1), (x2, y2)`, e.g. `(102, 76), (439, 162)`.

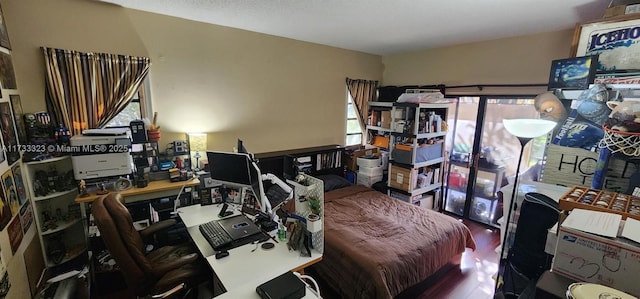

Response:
(445, 83), (547, 90)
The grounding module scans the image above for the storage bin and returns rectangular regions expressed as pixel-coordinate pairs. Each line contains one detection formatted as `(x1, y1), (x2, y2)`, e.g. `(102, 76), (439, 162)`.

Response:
(392, 143), (442, 164)
(389, 191), (422, 203)
(357, 173), (383, 187)
(357, 156), (381, 168)
(358, 165), (384, 177)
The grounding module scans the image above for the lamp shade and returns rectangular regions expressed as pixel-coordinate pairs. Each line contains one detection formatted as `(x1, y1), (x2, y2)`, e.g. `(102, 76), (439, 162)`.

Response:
(188, 133), (207, 152)
(503, 119), (557, 139)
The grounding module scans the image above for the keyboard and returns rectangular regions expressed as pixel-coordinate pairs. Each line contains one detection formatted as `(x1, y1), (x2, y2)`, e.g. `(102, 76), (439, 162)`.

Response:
(199, 221), (232, 250)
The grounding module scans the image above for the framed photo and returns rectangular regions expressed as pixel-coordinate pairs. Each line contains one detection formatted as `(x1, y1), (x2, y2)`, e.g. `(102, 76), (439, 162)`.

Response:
(0, 53), (16, 89)
(0, 102), (19, 165)
(548, 55), (598, 90)
(0, 3), (10, 50)
(572, 15), (640, 71)
(9, 95), (26, 145)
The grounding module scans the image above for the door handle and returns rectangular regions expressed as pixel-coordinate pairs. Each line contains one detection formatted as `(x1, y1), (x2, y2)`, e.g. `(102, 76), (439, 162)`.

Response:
(472, 153), (480, 169)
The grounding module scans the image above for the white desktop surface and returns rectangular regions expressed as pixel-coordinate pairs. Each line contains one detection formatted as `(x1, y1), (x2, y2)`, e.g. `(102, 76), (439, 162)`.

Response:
(177, 203), (322, 298)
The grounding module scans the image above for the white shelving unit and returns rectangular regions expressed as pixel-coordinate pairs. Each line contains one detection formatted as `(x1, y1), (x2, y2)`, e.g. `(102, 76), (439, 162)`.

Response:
(24, 155), (87, 268)
(386, 101), (453, 208)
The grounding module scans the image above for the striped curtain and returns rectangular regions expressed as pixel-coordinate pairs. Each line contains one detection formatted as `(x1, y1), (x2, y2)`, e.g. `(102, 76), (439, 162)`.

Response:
(346, 78), (379, 131)
(42, 47), (150, 135)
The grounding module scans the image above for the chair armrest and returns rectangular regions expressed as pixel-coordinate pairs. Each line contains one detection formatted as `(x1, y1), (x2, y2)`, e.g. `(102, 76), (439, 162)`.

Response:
(151, 283), (185, 299)
(140, 219), (177, 241)
(151, 253), (199, 277)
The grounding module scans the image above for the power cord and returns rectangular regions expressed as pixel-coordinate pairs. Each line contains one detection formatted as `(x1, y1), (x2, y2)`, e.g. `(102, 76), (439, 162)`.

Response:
(293, 272), (322, 299)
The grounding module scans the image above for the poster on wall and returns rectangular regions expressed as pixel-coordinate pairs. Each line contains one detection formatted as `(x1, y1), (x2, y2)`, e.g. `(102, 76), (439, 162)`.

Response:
(10, 164), (25, 206)
(1, 170), (17, 216)
(18, 200), (31, 233)
(573, 15), (640, 71)
(0, 53), (16, 89)
(8, 95), (26, 145)
(0, 4), (10, 50)
(0, 102), (19, 165)
(7, 216), (22, 254)
(0, 180), (10, 231)
(0, 271), (9, 299)
(542, 144), (637, 192)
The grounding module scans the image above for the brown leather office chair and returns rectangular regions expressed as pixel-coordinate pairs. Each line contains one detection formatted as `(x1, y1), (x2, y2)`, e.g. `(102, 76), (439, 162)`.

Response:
(92, 193), (204, 298)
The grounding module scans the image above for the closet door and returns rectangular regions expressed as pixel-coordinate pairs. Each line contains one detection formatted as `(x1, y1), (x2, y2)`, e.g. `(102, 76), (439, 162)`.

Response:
(444, 96), (544, 227)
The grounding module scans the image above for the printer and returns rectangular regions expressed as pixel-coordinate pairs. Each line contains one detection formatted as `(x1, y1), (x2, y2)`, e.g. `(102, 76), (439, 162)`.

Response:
(70, 128), (134, 180)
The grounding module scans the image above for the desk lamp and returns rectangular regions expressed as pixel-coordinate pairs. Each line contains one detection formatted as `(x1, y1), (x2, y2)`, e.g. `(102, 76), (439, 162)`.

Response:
(496, 118), (556, 291)
(188, 133), (207, 171)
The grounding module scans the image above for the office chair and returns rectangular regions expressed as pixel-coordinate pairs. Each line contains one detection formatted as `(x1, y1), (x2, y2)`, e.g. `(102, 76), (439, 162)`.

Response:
(91, 193), (206, 298)
(500, 192), (560, 298)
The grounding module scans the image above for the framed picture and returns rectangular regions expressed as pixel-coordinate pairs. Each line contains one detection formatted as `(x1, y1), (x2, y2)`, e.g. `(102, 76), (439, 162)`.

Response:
(0, 3), (10, 50)
(7, 216), (22, 254)
(572, 15), (640, 71)
(18, 200), (32, 233)
(9, 95), (26, 145)
(548, 55), (598, 90)
(0, 102), (18, 165)
(0, 53), (16, 89)
(2, 169), (17, 216)
(11, 164), (26, 206)
(0, 180), (11, 231)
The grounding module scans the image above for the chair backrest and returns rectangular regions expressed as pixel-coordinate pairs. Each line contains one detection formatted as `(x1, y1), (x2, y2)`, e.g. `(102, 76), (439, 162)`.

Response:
(92, 193), (155, 293)
(509, 192), (561, 278)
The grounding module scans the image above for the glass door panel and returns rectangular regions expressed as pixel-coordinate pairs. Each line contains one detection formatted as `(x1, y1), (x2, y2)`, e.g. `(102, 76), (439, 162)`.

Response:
(444, 97), (546, 227)
(444, 98), (478, 218)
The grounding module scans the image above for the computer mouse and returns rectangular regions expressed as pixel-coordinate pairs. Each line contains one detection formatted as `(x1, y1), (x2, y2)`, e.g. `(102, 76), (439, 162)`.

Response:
(215, 251), (229, 259)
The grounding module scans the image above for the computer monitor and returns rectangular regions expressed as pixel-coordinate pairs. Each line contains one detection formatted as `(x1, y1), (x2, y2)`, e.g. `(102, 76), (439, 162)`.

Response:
(206, 151), (268, 213)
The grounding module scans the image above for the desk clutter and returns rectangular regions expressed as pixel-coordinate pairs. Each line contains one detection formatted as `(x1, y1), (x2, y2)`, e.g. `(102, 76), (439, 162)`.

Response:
(559, 185), (640, 220)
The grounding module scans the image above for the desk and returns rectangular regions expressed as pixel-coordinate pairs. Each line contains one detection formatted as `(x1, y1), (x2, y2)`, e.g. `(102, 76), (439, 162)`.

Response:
(75, 178), (200, 204)
(177, 204), (323, 298)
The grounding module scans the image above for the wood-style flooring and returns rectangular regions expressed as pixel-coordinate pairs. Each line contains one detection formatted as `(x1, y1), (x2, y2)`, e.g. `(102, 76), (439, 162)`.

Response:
(311, 218), (501, 299)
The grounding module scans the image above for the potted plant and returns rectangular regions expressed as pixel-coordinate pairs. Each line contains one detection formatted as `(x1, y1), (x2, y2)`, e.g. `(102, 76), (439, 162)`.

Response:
(308, 197), (321, 216)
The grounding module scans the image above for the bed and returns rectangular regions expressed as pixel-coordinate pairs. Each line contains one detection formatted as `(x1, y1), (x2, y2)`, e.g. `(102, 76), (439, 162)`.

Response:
(311, 180), (477, 299)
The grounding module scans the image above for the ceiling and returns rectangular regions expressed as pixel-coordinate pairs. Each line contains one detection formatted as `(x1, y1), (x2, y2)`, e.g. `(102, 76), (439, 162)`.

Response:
(97, 0), (610, 55)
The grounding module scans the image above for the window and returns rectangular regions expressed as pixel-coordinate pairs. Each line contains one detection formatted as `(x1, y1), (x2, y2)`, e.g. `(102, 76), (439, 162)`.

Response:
(346, 92), (363, 146)
(104, 79), (150, 127)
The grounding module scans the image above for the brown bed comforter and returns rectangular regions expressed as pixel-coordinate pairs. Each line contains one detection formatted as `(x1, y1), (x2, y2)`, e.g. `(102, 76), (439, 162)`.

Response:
(313, 185), (476, 299)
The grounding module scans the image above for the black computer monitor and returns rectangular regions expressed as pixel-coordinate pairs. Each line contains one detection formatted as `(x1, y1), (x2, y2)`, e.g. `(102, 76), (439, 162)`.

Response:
(206, 151), (267, 212)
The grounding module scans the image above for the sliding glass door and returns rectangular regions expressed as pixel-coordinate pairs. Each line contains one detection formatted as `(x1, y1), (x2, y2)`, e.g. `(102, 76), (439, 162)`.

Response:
(443, 96), (546, 227)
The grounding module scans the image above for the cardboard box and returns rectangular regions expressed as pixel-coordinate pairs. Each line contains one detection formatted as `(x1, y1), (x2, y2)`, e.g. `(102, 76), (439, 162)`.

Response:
(389, 164), (418, 192)
(380, 111), (392, 129)
(552, 214), (640, 296)
(344, 147), (378, 171)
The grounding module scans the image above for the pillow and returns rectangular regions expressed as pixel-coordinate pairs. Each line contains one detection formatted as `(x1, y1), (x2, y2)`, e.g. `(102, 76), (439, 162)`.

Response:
(316, 174), (352, 192)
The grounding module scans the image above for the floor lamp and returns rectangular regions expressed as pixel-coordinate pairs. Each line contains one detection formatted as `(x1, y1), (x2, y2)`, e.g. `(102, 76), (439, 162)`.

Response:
(495, 118), (556, 292)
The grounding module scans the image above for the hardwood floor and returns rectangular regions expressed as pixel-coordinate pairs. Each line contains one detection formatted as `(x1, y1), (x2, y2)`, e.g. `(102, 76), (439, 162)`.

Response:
(311, 218), (501, 299)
